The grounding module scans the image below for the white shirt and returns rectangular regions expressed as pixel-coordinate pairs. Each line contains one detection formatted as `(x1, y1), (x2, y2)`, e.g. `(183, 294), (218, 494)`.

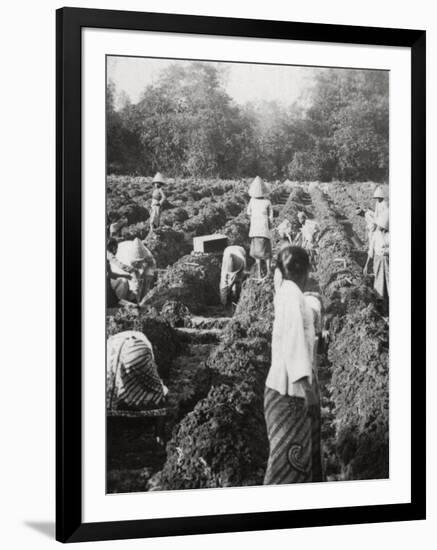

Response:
(374, 200), (388, 220)
(368, 204), (389, 258)
(368, 228), (389, 257)
(266, 280), (316, 397)
(247, 198), (273, 239)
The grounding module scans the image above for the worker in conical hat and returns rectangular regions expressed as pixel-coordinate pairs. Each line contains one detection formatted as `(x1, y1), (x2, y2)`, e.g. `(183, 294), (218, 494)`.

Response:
(150, 173), (167, 230)
(364, 205), (389, 306)
(110, 238), (156, 305)
(247, 176), (273, 280)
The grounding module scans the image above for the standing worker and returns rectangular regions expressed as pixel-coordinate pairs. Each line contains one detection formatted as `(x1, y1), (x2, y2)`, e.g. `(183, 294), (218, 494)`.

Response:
(150, 172), (166, 231)
(363, 208), (389, 305)
(264, 245), (323, 485)
(247, 176), (273, 280)
(219, 245), (247, 309)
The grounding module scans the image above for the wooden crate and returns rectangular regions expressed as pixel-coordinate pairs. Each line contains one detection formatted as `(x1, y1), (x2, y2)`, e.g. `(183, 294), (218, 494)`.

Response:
(193, 234), (228, 254)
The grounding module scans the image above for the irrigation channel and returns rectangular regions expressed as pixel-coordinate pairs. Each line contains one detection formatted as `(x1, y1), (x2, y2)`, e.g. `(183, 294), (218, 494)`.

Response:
(107, 183), (388, 493)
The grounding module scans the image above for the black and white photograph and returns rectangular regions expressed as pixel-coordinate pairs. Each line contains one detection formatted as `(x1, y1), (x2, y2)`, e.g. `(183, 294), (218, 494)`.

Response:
(0, 0), (431, 546)
(105, 56), (390, 494)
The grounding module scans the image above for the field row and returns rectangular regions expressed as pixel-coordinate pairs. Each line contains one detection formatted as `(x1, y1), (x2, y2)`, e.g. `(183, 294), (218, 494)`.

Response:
(155, 189), (307, 489)
(308, 186), (389, 480)
(107, 180), (389, 491)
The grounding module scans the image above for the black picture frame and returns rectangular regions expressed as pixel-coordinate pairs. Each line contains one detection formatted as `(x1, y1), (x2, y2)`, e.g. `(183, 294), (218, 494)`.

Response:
(56, 6), (426, 543)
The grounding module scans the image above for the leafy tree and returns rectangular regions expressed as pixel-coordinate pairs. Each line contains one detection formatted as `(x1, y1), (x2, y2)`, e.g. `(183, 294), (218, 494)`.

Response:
(107, 66), (389, 182)
(127, 63), (256, 177)
(291, 69), (389, 181)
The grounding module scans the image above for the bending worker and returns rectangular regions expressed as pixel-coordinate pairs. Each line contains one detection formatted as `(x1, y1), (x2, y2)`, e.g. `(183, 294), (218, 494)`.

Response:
(107, 238), (131, 306)
(107, 330), (169, 412)
(247, 176), (273, 280)
(277, 219), (293, 246)
(109, 237), (156, 306)
(298, 212), (320, 250)
(150, 172), (166, 230)
(219, 245), (247, 309)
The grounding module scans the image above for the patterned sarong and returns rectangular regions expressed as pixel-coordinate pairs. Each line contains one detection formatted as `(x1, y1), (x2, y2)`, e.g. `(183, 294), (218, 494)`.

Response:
(263, 385), (322, 485)
(107, 331), (165, 411)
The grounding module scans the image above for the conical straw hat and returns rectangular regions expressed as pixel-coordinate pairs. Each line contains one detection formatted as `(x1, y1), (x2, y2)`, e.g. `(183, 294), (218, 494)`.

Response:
(373, 185), (384, 199)
(249, 176), (270, 198)
(116, 238), (152, 266)
(153, 172), (166, 184)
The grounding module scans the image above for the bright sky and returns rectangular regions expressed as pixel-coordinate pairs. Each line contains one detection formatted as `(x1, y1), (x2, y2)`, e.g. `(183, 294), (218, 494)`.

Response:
(107, 56), (320, 108)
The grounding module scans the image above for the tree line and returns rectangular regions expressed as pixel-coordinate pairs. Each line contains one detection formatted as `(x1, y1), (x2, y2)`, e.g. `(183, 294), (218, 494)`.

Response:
(107, 63), (388, 182)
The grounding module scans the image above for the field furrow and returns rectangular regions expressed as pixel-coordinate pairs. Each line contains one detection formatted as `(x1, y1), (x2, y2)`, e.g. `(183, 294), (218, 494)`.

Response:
(107, 180), (389, 493)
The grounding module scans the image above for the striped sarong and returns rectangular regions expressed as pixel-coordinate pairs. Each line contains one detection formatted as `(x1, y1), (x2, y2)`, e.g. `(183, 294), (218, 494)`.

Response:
(107, 331), (165, 411)
(263, 385), (322, 485)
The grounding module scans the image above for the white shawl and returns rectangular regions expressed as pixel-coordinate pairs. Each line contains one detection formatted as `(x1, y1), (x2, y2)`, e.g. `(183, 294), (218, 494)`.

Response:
(266, 280), (315, 397)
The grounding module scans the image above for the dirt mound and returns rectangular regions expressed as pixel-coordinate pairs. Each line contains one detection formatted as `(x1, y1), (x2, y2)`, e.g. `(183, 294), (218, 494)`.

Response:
(158, 337), (270, 490)
(329, 304), (389, 479)
(155, 275), (277, 490)
(144, 228), (190, 268)
(144, 253), (222, 317)
(234, 278), (274, 339)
